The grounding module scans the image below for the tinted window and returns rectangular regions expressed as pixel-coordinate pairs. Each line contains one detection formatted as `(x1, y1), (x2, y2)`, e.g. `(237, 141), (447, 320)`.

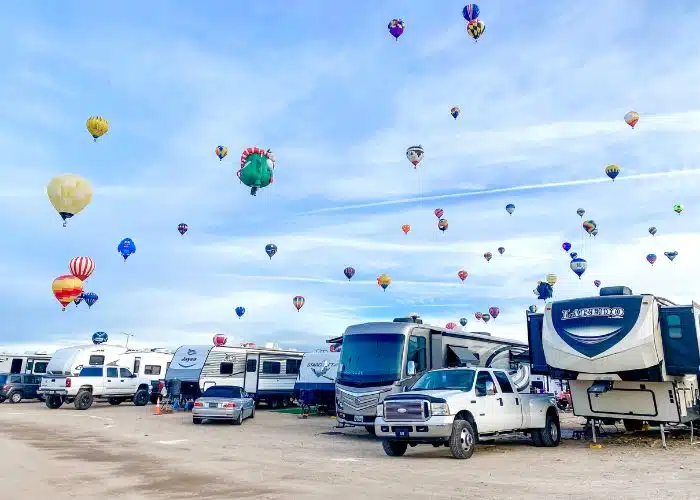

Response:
(9, 375), (21, 383)
(262, 361), (280, 374)
(106, 367), (118, 378)
(0, 375), (6, 383)
(202, 386), (242, 398)
(144, 365), (161, 375)
(407, 336), (427, 374)
(119, 368), (133, 378)
(220, 362), (234, 375)
(494, 371), (515, 393)
(411, 370), (476, 391)
(667, 314), (682, 339)
(286, 359), (301, 375)
(33, 362), (48, 374)
(475, 371), (497, 396)
(246, 359), (257, 372)
(80, 367), (103, 377)
(89, 355), (105, 365)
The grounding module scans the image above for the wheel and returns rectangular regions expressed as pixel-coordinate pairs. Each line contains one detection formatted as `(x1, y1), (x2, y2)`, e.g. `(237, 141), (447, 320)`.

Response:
(74, 390), (93, 410)
(382, 439), (408, 457)
(250, 407), (255, 419)
(193, 417), (202, 424)
(537, 413), (561, 447)
(8, 392), (23, 404)
(45, 395), (63, 409)
(556, 400), (568, 411)
(365, 425), (376, 436)
(233, 412), (243, 425)
(133, 389), (149, 407)
(449, 419), (476, 459)
(281, 397), (290, 408)
(623, 419), (644, 432)
(270, 399), (279, 409)
(108, 398), (122, 406)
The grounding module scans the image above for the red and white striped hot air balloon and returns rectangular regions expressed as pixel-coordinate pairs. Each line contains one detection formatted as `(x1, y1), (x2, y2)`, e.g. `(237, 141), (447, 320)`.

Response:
(69, 256), (95, 282)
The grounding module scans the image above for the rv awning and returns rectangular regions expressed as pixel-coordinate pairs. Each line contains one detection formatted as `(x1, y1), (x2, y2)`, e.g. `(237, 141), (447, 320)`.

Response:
(326, 336), (343, 345)
(509, 351), (530, 363)
(587, 381), (613, 394)
(447, 346), (479, 365)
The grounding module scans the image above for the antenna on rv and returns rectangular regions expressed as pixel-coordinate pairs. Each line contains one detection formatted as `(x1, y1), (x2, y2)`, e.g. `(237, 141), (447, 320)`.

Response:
(119, 332), (135, 348)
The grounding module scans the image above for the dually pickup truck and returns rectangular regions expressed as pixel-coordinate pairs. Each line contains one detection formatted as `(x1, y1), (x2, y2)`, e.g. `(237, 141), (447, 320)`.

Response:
(375, 367), (560, 459)
(39, 365), (151, 410)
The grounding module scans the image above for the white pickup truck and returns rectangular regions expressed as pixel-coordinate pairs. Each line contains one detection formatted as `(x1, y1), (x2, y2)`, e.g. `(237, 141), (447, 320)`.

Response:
(375, 367), (560, 459)
(39, 365), (151, 410)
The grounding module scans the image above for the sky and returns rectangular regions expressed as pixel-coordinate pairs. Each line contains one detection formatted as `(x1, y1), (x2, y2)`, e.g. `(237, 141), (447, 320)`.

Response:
(2, 0), (700, 354)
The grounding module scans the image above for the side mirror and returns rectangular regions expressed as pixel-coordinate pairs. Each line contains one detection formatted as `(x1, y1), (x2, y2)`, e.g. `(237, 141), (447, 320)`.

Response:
(131, 374), (137, 378)
(407, 361), (416, 377)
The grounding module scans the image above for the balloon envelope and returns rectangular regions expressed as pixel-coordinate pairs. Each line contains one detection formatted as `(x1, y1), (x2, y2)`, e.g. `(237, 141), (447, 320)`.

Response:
(624, 111), (640, 128)
(52, 274), (84, 310)
(646, 253), (657, 265)
(265, 243), (278, 259)
(69, 256), (95, 282)
(293, 296), (305, 311)
(562, 242), (571, 252)
(47, 174), (93, 226)
(235, 306), (246, 318)
(344, 267), (356, 280)
(459, 317), (468, 327)
(462, 4), (480, 21)
(570, 258), (587, 278)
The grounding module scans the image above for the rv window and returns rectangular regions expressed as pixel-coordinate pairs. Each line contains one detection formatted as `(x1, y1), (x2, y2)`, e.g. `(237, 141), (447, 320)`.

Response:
(407, 336), (427, 375)
(220, 362), (234, 375)
(88, 355), (105, 365)
(106, 367), (118, 378)
(493, 371), (515, 393)
(133, 358), (141, 374)
(262, 361), (281, 375)
(33, 362), (47, 374)
(475, 371), (497, 397)
(246, 359), (257, 373)
(286, 359), (301, 375)
(144, 365), (161, 375)
(667, 314), (683, 339)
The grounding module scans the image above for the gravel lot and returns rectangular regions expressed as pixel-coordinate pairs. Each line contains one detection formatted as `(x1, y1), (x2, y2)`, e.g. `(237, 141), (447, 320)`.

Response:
(1, 401), (699, 500)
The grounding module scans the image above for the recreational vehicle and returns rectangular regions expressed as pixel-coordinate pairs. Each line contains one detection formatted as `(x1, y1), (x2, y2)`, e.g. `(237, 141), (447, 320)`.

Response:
(294, 350), (340, 412)
(165, 342), (304, 407)
(0, 351), (53, 375)
(334, 316), (530, 433)
(527, 286), (700, 431)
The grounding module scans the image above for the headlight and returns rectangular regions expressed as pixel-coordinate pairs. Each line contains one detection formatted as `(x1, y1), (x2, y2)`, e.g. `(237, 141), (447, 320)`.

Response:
(430, 402), (450, 416)
(376, 404), (384, 417)
(336, 398), (343, 409)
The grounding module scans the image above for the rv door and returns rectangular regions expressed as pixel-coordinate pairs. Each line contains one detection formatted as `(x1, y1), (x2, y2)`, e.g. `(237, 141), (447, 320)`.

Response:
(244, 353), (259, 394)
(659, 306), (700, 375)
(526, 313), (548, 375)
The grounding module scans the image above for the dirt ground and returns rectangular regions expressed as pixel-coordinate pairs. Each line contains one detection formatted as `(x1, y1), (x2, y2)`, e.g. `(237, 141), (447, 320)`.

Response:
(1, 402), (699, 500)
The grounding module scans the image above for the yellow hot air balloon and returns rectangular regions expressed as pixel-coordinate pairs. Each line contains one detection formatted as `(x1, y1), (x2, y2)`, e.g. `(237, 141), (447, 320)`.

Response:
(377, 273), (392, 291)
(546, 274), (557, 286)
(46, 174), (93, 227)
(86, 116), (109, 141)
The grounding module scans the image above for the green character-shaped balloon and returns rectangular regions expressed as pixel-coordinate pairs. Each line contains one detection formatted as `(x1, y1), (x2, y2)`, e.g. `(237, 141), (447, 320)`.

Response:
(237, 147), (275, 196)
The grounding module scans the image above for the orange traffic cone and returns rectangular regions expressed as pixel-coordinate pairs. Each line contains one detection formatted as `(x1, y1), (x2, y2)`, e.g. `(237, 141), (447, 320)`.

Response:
(154, 396), (161, 415)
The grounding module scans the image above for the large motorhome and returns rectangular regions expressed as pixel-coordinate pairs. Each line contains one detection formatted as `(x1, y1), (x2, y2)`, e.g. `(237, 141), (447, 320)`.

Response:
(527, 286), (700, 430)
(334, 316), (530, 433)
(165, 342), (304, 407)
(0, 351), (53, 375)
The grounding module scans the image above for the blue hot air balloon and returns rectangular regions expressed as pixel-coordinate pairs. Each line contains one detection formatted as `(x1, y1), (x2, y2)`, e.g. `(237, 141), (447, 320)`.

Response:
(462, 4), (480, 22)
(570, 258), (587, 279)
(535, 281), (553, 301)
(459, 317), (468, 327)
(343, 267), (355, 280)
(562, 242), (571, 252)
(570, 252), (578, 260)
(92, 331), (108, 344)
(505, 203), (515, 215)
(83, 292), (98, 308)
(117, 238), (136, 261)
(528, 305), (538, 313)
(235, 306), (246, 319)
(265, 243), (277, 260)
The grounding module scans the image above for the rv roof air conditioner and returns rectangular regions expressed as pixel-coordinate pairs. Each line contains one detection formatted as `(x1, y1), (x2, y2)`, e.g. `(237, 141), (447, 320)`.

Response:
(393, 316), (423, 324)
(600, 286), (633, 297)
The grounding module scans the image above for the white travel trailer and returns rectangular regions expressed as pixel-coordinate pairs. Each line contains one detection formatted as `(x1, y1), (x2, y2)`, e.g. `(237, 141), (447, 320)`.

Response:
(294, 350), (340, 412)
(0, 351), (53, 375)
(165, 342), (304, 407)
(527, 286), (700, 431)
(334, 316), (531, 434)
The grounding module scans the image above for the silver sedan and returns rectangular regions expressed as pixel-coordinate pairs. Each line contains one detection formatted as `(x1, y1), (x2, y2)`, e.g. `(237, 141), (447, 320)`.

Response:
(192, 385), (255, 425)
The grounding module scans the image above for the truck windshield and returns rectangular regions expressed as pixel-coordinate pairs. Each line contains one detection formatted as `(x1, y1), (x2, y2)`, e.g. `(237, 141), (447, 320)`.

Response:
(337, 334), (404, 387)
(411, 369), (476, 391)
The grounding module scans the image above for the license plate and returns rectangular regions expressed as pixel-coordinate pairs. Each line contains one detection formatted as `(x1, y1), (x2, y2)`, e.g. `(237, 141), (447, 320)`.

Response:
(209, 403), (218, 408)
(353, 415), (364, 423)
(395, 427), (411, 438)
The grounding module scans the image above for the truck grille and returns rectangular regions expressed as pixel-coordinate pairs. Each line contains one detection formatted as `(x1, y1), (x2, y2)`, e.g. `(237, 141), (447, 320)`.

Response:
(384, 400), (427, 421)
(338, 390), (379, 410)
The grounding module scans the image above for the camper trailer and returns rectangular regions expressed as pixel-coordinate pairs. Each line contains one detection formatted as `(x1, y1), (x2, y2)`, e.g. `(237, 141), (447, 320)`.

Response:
(0, 351), (53, 375)
(334, 316), (530, 433)
(527, 286), (700, 430)
(165, 342), (304, 407)
(294, 351), (340, 413)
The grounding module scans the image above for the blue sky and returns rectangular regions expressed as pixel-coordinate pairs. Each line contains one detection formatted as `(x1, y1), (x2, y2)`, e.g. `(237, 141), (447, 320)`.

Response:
(2, 0), (700, 353)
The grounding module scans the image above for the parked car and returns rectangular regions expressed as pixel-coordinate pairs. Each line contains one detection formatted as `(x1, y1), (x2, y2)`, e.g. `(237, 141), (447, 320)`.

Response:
(0, 373), (43, 403)
(192, 385), (255, 425)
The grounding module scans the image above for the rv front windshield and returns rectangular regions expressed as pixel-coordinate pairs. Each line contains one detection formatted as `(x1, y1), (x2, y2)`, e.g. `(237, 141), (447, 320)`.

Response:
(337, 334), (404, 387)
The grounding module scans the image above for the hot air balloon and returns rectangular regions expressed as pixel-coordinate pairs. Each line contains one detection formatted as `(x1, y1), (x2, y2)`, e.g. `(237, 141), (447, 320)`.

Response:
(117, 238), (136, 261)
(498, 247), (505, 255)
(388, 19), (405, 40)
(583, 220), (596, 235)
(528, 305), (538, 313)
(406, 146), (424, 168)
(46, 174), (93, 227)
(459, 317), (468, 327)
(265, 243), (277, 260)
(86, 116), (109, 141)
(52, 274), (84, 311)
(562, 242), (571, 252)
(178, 223), (188, 235)
(293, 295), (305, 311)
(434, 208), (444, 219)
(438, 218), (449, 232)
(594, 280), (601, 287)
(481, 312), (491, 323)
(450, 107), (460, 119)
(377, 274), (392, 291)
(505, 203), (515, 215)
(344, 267), (356, 280)
(570, 252), (578, 260)
(402, 224), (411, 235)
(445, 322), (458, 330)
(73, 293), (84, 307)
(68, 256), (95, 282)
(235, 306), (245, 319)
(535, 281), (553, 301)
(624, 111), (640, 129)
(483, 252), (492, 262)
(462, 4), (480, 21)
(647, 253), (657, 265)
(215, 145), (228, 161)
(648, 227), (657, 236)
(576, 208), (585, 218)
(665, 251), (678, 262)
(238, 147), (276, 196)
(474, 312), (483, 320)
(591, 228), (599, 237)
(457, 270), (468, 282)
(466, 19), (485, 41)
(213, 334), (227, 346)
(674, 203), (684, 214)
(488, 307), (500, 320)
(82, 292), (98, 308)
(570, 258), (587, 279)
(546, 274), (557, 286)
(605, 164), (620, 181)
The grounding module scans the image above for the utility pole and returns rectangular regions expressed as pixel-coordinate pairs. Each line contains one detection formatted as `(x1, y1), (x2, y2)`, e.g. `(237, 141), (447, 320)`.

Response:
(120, 332), (135, 349)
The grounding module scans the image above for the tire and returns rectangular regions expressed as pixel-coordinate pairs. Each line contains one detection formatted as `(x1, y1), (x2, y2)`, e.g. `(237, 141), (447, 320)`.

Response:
(250, 407), (255, 419)
(9, 392), (23, 404)
(45, 395), (63, 409)
(108, 398), (122, 406)
(74, 390), (93, 410)
(233, 412), (243, 425)
(449, 419), (476, 459)
(365, 425), (376, 436)
(281, 397), (290, 408)
(0, 397), (5, 404)
(538, 413), (561, 447)
(382, 439), (408, 457)
(556, 400), (568, 411)
(270, 399), (279, 409)
(133, 389), (149, 407)
(623, 419), (644, 432)
(193, 417), (202, 424)
(531, 429), (544, 447)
